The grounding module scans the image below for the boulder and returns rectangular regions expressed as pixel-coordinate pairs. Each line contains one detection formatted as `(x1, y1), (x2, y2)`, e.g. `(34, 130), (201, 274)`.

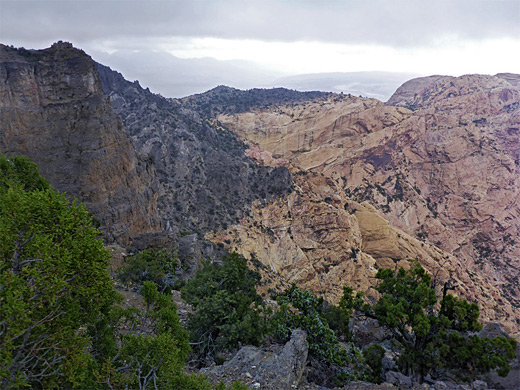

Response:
(385, 371), (413, 389)
(470, 380), (488, 390)
(202, 329), (308, 390)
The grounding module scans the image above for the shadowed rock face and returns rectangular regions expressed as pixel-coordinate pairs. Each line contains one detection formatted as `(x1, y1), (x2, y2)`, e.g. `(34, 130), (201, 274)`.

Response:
(0, 42), (162, 244)
(95, 63), (293, 238)
(215, 74), (520, 335)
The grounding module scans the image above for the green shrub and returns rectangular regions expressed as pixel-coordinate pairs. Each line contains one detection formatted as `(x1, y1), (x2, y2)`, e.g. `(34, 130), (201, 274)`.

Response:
(181, 253), (268, 358)
(0, 155), (118, 388)
(319, 286), (363, 340)
(0, 154), (50, 193)
(271, 285), (364, 384)
(360, 261), (517, 383)
(0, 155), (248, 389)
(363, 344), (385, 384)
(116, 248), (179, 290)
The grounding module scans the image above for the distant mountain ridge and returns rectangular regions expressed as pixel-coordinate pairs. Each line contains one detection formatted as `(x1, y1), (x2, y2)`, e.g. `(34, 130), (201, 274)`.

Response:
(91, 49), (419, 100)
(180, 85), (332, 118)
(90, 49), (284, 98)
(271, 71), (419, 101)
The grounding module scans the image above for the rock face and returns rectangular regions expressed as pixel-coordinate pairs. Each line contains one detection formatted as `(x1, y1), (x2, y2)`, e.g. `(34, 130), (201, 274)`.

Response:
(95, 64), (293, 238)
(201, 329), (308, 390)
(207, 169), (502, 324)
(215, 74), (520, 334)
(0, 43), (161, 244)
(0, 43), (295, 250)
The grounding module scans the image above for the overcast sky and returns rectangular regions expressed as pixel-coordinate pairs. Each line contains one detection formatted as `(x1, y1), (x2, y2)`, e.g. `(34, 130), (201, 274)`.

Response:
(1, 0), (519, 79)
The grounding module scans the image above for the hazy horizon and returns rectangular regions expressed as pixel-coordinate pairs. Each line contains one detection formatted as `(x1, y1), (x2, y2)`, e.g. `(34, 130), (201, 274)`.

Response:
(1, 0), (518, 98)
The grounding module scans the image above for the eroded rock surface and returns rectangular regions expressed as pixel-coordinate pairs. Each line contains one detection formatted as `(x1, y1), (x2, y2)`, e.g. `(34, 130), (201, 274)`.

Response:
(0, 43), (161, 244)
(207, 171), (502, 327)
(96, 64), (293, 238)
(216, 74), (520, 334)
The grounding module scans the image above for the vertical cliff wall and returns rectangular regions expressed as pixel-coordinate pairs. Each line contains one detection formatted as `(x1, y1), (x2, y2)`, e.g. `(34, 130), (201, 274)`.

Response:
(0, 42), (162, 244)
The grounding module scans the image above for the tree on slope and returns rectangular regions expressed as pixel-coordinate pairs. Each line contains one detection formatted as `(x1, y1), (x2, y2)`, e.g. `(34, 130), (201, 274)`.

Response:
(361, 261), (516, 383)
(0, 155), (249, 390)
(0, 155), (118, 388)
(181, 253), (268, 359)
(272, 285), (365, 385)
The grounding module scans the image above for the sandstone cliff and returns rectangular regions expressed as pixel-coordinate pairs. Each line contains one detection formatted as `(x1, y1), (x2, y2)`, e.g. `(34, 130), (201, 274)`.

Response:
(214, 75), (520, 335)
(0, 43), (162, 244)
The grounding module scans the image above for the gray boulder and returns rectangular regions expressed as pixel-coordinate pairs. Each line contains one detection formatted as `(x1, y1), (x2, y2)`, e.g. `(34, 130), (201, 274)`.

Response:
(470, 380), (488, 390)
(385, 371), (413, 389)
(202, 329), (308, 390)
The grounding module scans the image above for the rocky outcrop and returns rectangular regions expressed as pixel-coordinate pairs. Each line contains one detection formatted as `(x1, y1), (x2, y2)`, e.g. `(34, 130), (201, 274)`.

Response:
(207, 170), (502, 325)
(0, 43), (296, 250)
(207, 172), (376, 300)
(386, 75), (452, 107)
(201, 329), (308, 390)
(215, 74), (520, 334)
(0, 43), (161, 244)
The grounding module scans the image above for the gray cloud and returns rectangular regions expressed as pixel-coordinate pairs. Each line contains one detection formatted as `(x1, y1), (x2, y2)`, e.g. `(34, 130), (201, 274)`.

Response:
(1, 0), (519, 49)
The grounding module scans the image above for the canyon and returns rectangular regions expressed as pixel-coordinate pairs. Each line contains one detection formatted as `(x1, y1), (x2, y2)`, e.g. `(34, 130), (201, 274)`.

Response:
(1, 43), (519, 338)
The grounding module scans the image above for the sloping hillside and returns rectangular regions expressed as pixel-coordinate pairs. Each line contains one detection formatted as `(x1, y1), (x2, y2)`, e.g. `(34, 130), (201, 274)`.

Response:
(215, 74), (520, 335)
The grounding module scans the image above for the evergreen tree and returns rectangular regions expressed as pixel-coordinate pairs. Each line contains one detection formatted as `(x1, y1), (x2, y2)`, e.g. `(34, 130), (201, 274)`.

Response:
(271, 285), (364, 385)
(361, 262), (516, 383)
(181, 253), (267, 358)
(0, 155), (117, 388)
(0, 155), (246, 390)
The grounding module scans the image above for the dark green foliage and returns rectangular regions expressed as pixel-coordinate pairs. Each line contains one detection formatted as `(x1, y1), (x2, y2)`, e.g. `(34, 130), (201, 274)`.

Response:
(271, 285), (364, 384)
(99, 282), (248, 390)
(320, 303), (351, 340)
(373, 264), (438, 340)
(320, 286), (364, 340)
(363, 344), (385, 384)
(0, 155), (118, 388)
(0, 155), (246, 389)
(116, 248), (179, 290)
(0, 154), (50, 193)
(214, 381), (249, 390)
(272, 285), (335, 361)
(102, 282), (201, 389)
(181, 253), (267, 358)
(438, 332), (517, 380)
(363, 261), (516, 383)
